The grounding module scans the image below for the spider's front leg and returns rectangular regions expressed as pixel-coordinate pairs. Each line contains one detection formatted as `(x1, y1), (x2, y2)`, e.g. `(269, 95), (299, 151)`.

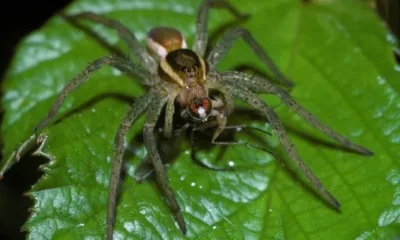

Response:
(107, 93), (153, 240)
(143, 95), (187, 234)
(221, 71), (373, 155)
(163, 95), (178, 138)
(222, 82), (341, 208)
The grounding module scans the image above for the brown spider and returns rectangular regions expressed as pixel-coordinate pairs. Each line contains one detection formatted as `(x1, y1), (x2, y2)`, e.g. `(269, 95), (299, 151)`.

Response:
(33, 0), (373, 238)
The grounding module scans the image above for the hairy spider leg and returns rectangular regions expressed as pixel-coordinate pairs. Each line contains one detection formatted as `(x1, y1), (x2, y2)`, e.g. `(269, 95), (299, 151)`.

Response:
(207, 27), (295, 87)
(33, 55), (149, 131)
(143, 96), (187, 234)
(222, 71), (373, 155)
(134, 122), (191, 183)
(194, 0), (249, 57)
(59, 13), (127, 63)
(222, 82), (341, 208)
(68, 12), (158, 75)
(108, 93), (153, 240)
(164, 95), (178, 138)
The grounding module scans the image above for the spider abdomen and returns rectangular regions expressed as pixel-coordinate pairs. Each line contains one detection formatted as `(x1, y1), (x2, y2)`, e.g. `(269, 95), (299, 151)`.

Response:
(146, 27), (187, 59)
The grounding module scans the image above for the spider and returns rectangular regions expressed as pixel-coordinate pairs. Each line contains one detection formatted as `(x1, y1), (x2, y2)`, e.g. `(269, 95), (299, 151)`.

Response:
(33, 0), (373, 238)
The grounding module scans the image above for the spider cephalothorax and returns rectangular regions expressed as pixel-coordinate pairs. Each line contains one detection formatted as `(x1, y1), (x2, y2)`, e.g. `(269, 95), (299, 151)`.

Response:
(159, 49), (208, 106)
(33, 1), (373, 239)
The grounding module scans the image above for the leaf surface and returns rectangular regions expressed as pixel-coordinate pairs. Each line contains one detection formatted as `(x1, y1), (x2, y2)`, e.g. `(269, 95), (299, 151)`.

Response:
(1, 0), (400, 239)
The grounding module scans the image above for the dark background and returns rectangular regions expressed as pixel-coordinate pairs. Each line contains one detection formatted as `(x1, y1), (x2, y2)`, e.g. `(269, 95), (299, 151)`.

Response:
(0, 3), (73, 240)
(0, 1), (398, 240)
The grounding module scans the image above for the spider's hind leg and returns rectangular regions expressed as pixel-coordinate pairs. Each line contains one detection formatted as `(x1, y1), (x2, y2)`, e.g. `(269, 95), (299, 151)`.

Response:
(194, 0), (249, 57)
(207, 27), (295, 88)
(34, 55), (150, 132)
(65, 12), (158, 74)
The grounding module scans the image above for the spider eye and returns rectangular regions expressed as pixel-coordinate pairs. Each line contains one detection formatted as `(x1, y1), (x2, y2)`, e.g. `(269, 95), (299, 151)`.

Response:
(187, 98), (212, 121)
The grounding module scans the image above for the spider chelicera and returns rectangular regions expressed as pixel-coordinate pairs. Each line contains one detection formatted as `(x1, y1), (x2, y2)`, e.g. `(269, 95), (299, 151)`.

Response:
(32, 0), (373, 238)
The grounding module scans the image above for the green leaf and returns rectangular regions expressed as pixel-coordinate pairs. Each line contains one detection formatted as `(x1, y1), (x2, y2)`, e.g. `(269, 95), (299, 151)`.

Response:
(2, 0), (400, 239)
